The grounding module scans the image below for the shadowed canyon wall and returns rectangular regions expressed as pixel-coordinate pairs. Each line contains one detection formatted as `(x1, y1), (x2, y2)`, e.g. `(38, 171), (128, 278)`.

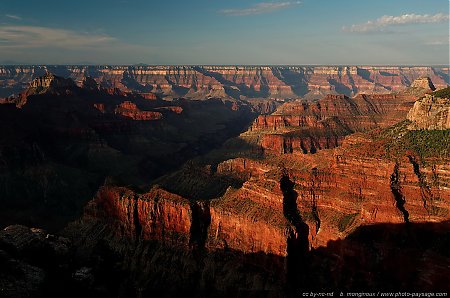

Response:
(0, 73), (258, 230)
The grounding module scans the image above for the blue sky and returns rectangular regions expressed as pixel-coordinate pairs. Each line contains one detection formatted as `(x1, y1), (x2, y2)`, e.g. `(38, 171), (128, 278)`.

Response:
(0, 0), (448, 65)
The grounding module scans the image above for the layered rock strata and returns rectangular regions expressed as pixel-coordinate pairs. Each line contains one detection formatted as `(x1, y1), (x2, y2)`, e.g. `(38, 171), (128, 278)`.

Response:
(407, 90), (450, 130)
(1, 65), (448, 99)
(249, 92), (416, 154)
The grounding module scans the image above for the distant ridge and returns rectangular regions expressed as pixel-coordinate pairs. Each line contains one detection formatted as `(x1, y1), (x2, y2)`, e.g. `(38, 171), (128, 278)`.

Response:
(0, 65), (448, 100)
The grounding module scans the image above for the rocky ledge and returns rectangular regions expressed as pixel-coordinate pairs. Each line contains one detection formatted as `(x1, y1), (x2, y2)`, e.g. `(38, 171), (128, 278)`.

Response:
(410, 77), (436, 91)
(407, 87), (450, 130)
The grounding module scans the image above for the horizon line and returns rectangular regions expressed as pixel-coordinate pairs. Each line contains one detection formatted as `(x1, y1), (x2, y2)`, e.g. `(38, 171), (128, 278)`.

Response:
(0, 64), (449, 67)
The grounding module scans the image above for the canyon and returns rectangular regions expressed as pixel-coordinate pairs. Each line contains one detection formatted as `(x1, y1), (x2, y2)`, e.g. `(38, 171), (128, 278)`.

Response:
(64, 80), (450, 294)
(0, 72), (449, 296)
(0, 65), (448, 100)
(0, 73), (258, 230)
(72, 84), (450, 256)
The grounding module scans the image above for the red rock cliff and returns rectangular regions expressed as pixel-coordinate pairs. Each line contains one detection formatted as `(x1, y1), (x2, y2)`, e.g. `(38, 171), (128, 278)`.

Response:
(86, 186), (192, 246)
(114, 101), (163, 120)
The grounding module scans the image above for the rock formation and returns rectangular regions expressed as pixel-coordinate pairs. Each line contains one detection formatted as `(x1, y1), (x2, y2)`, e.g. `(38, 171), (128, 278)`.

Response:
(61, 121), (450, 294)
(248, 93), (415, 154)
(410, 76), (436, 91)
(114, 101), (163, 120)
(72, 121), (450, 254)
(407, 87), (450, 130)
(1, 65), (449, 100)
(28, 71), (76, 90)
(82, 76), (100, 91)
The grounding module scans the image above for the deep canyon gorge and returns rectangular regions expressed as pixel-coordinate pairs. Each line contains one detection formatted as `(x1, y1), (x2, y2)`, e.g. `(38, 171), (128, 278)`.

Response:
(0, 66), (449, 297)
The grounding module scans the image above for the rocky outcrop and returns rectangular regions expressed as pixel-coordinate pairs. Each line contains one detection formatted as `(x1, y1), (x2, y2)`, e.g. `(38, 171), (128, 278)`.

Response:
(216, 158), (270, 178)
(114, 101), (163, 120)
(249, 92), (415, 154)
(30, 72), (70, 88)
(4, 72), (79, 107)
(411, 77), (436, 91)
(140, 92), (157, 100)
(207, 187), (294, 256)
(203, 132), (450, 249)
(25, 72), (77, 97)
(407, 92), (450, 130)
(86, 186), (192, 246)
(83, 184), (295, 256)
(253, 94), (414, 131)
(154, 106), (183, 114)
(82, 76), (100, 91)
(260, 132), (343, 154)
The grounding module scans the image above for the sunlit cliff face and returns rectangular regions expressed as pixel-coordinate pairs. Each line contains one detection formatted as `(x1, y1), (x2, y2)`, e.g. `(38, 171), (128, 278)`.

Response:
(0, 66), (448, 100)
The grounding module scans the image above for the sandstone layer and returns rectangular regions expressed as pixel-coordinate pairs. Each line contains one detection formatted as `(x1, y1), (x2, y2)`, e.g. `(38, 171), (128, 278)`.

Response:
(248, 92), (416, 154)
(1, 65), (448, 100)
(407, 88), (450, 130)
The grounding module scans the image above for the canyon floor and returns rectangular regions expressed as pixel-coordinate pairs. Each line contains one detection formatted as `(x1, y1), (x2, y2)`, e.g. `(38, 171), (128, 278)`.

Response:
(0, 70), (449, 297)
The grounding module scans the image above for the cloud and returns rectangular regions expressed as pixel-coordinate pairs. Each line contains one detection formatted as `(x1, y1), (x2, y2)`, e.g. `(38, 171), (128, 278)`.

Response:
(5, 14), (22, 20)
(0, 25), (116, 48)
(343, 13), (450, 33)
(220, 1), (301, 16)
(0, 25), (156, 64)
(426, 38), (450, 46)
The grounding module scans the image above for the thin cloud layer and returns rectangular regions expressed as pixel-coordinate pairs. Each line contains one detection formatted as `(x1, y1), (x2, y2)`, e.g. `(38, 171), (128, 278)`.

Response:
(5, 14), (22, 20)
(426, 37), (450, 46)
(343, 13), (450, 32)
(0, 26), (116, 48)
(0, 25), (156, 64)
(220, 1), (301, 16)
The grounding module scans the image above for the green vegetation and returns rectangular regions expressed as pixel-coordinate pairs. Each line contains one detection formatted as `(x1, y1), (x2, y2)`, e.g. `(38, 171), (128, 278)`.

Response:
(338, 213), (359, 232)
(381, 121), (450, 160)
(387, 129), (450, 160)
(429, 205), (448, 217)
(431, 86), (450, 99)
(404, 129), (450, 159)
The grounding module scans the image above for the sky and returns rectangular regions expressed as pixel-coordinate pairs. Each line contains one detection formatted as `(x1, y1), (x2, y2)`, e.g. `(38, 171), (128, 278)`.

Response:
(0, 0), (448, 65)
